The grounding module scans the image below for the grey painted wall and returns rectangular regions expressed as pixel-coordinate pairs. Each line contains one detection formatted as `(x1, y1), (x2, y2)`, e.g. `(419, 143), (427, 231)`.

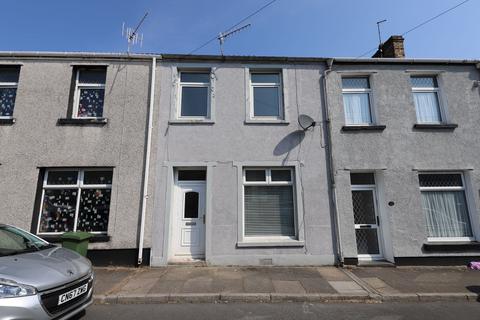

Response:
(0, 57), (154, 250)
(327, 63), (480, 260)
(150, 61), (335, 266)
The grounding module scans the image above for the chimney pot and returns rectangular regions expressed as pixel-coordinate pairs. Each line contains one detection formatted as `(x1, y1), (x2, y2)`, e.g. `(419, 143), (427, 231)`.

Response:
(373, 35), (405, 58)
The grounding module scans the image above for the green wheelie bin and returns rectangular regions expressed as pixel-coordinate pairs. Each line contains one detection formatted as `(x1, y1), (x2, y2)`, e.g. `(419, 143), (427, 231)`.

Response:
(61, 231), (93, 257)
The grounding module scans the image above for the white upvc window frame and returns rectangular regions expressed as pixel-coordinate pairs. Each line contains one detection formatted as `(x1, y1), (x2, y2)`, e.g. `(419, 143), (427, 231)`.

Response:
(419, 172), (474, 242)
(37, 168), (112, 236)
(0, 80), (18, 119)
(242, 167), (297, 241)
(411, 75), (444, 124)
(249, 71), (284, 121)
(72, 69), (106, 119)
(177, 70), (211, 120)
(341, 76), (375, 126)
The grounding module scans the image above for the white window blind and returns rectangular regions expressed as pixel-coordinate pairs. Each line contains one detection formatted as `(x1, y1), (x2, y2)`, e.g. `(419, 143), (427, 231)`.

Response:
(243, 168), (296, 238)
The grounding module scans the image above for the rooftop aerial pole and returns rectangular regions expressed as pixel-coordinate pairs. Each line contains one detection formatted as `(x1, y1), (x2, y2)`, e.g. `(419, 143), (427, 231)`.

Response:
(217, 24), (251, 55)
(376, 19), (387, 57)
(122, 12), (148, 53)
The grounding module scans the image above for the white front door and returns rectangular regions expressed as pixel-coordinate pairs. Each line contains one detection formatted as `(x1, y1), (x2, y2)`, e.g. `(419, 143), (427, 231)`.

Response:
(351, 186), (384, 260)
(171, 181), (206, 259)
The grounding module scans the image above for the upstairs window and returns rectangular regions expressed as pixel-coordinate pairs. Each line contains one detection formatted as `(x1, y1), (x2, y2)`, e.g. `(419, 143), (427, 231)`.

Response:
(37, 169), (113, 235)
(250, 72), (283, 119)
(0, 66), (20, 118)
(73, 68), (106, 118)
(419, 173), (473, 241)
(178, 71), (211, 119)
(411, 76), (442, 124)
(342, 77), (373, 125)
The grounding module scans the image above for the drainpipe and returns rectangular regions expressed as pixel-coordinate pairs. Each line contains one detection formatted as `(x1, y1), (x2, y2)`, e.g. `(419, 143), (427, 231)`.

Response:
(322, 59), (344, 265)
(137, 56), (156, 266)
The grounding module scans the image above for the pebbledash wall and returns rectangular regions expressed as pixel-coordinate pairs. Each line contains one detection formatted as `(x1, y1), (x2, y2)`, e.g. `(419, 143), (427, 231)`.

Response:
(149, 55), (336, 266)
(0, 53), (157, 265)
(327, 59), (480, 265)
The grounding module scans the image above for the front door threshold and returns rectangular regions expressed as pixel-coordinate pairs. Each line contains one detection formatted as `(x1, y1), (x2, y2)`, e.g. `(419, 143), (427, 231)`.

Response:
(168, 257), (206, 266)
(357, 259), (395, 267)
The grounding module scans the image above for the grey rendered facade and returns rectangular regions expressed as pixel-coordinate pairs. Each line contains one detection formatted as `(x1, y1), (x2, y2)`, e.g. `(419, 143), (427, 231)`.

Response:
(149, 56), (334, 266)
(327, 59), (480, 265)
(1, 42), (480, 266)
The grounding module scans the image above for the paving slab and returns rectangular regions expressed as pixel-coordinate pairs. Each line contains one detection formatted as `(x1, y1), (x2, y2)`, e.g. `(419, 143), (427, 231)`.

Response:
(362, 277), (401, 294)
(93, 268), (137, 295)
(350, 267), (480, 294)
(299, 278), (336, 294)
(272, 280), (306, 294)
(148, 280), (185, 294)
(211, 278), (244, 293)
(317, 267), (351, 281)
(182, 278), (215, 293)
(243, 276), (275, 293)
(328, 281), (367, 295)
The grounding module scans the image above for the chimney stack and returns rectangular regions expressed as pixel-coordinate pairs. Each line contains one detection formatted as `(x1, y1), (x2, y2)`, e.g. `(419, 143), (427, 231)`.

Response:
(372, 35), (405, 58)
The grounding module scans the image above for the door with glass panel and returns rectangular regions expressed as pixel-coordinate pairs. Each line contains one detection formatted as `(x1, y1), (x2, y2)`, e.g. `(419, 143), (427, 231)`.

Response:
(352, 186), (383, 260)
(171, 170), (206, 260)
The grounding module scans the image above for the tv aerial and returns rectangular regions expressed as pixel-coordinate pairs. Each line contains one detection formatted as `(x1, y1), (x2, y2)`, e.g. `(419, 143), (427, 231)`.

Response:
(122, 12), (148, 53)
(217, 24), (251, 55)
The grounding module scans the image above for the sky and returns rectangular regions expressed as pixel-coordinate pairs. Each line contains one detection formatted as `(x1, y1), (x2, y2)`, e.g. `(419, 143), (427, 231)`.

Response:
(2, 0), (479, 59)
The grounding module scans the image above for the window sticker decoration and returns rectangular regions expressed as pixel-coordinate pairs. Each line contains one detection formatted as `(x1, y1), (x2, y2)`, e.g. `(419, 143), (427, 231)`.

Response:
(0, 88), (17, 117)
(38, 169), (113, 234)
(39, 189), (77, 233)
(77, 88), (104, 117)
(77, 189), (111, 232)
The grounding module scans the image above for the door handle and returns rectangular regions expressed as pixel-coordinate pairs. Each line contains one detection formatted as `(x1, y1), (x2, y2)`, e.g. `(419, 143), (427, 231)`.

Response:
(203, 214), (205, 224)
(359, 225), (371, 228)
(376, 216), (380, 226)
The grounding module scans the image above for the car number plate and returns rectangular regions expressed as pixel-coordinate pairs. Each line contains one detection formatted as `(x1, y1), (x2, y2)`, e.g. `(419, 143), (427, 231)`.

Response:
(58, 283), (88, 305)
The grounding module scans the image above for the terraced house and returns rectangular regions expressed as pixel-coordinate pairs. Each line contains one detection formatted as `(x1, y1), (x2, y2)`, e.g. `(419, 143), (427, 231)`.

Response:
(1, 36), (480, 266)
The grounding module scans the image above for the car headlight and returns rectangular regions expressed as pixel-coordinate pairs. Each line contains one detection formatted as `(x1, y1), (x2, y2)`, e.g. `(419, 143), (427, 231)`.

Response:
(0, 279), (37, 298)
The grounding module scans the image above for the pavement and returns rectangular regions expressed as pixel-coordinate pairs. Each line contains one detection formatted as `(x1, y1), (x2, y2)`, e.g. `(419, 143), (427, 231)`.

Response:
(92, 265), (480, 304)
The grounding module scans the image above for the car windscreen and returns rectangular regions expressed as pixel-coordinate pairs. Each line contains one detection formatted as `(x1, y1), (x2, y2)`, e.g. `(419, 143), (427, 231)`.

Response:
(0, 225), (54, 257)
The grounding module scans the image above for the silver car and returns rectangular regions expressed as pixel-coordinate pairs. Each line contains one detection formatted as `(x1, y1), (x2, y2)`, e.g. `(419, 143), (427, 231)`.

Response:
(0, 224), (94, 320)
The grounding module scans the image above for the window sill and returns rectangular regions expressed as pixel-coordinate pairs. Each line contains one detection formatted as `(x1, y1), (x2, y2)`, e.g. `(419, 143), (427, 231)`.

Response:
(168, 119), (215, 125)
(341, 125), (386, 132)
(57, 118), (108, 126)
(413, 123), (457, 131)
(244, 120), (289, 125)
(423, 241), (480, 252)
(39, 234), (111, 243)
(0, 118), (15, 125)
(237, 240), (304, 248)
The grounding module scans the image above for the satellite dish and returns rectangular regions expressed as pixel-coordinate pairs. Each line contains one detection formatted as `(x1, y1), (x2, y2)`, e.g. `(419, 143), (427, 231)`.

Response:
(298, 114), (316, 130)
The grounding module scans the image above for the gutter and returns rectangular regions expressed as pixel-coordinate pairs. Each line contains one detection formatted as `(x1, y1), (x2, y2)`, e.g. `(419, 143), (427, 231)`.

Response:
(321, 59), (343, 265)
(0, 51), (158, 60)
(333, 57), (479, 65)
(137, 56), (156, 266)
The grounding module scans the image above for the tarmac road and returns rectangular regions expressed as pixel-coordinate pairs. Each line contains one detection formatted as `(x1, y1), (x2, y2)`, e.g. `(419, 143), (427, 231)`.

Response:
(79, 301), (480, 319)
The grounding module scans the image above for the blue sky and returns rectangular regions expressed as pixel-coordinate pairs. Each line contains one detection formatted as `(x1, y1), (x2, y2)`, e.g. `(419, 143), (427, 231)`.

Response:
(2, 0), (479, 59)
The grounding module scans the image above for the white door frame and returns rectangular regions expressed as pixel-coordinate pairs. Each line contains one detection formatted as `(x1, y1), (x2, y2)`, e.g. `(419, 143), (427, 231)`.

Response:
(169, 178), (206, 261)
(352, 185), (384, 261)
